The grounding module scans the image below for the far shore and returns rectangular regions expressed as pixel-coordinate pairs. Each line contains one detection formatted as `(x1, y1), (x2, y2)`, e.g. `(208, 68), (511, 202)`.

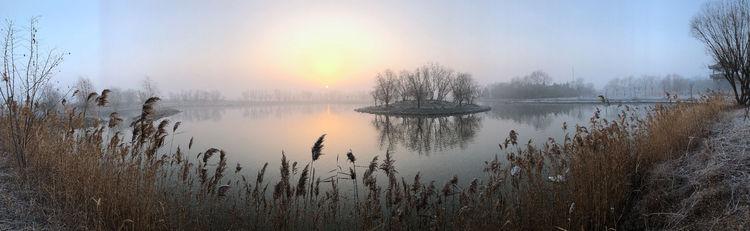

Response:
(480, 97), (696, 104)
(80, 106), (181, 127)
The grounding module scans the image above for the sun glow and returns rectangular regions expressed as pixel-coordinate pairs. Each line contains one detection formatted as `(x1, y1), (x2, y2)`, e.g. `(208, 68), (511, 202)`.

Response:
(288, 20), (377, 85)
(253, 14), (392, 87)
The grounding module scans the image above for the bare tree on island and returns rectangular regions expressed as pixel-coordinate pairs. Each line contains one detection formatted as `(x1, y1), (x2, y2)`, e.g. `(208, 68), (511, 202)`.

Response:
(452, 72), (480, 105)
(1, 18), (66, 167)
(397, 70), (411, 101)
(372, 69), (399, 107)
(404, 67), (431, 108)
(370, 63), (481, 110)
(427, 63), (455, 101)
(691, 0), (750, 105)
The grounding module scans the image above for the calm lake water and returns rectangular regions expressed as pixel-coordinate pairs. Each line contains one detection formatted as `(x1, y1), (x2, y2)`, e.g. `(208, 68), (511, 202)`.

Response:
(165, 103), (638, 182)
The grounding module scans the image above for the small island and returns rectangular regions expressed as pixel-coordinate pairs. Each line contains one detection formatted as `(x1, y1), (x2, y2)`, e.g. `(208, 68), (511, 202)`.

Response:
(355, 63), (490, 116)
(356, 100), (490, 116)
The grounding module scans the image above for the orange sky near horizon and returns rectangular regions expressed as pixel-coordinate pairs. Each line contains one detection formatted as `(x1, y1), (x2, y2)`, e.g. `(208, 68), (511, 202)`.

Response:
(247, 10), (408, 89)
(1, 0), (716, 95)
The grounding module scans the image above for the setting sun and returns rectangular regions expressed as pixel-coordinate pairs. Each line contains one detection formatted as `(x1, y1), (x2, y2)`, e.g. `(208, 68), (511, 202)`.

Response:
(286, 19), (378, 85)
(253, 12), (391, 87)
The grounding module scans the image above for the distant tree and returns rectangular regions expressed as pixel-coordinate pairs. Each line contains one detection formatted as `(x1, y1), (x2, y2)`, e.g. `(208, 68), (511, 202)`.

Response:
(138, 76), (160, 102)
(39, 85), (63, 113)
(691, 0), (750, 105)
(107, 87), (123, 109)
(75, 77), (95, 105)
(121, 89), (139, 106)
(520, 70), (552, 86)
(602, 74), (726, 100)
(166, 89), (227, 105)
(488, 70), (596, 99)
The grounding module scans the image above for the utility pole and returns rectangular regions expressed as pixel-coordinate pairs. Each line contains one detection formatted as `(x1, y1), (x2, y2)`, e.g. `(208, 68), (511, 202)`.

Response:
(572, 66), (575, 83)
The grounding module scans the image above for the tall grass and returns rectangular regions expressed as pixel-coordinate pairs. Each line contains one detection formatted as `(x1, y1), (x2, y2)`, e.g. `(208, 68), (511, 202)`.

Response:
(0, 93), (727, 230)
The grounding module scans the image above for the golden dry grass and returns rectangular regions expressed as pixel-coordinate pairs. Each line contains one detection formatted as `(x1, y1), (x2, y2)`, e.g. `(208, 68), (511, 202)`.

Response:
(0, 94), (728, 230)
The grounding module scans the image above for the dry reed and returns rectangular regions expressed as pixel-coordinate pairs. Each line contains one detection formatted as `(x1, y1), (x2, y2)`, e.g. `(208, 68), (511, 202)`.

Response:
(0, 91), (728, 230)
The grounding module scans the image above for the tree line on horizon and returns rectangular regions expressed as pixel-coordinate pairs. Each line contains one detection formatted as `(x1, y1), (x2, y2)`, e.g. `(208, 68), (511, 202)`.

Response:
(485, 70), (597, 100)
(603, 74), (730, 99)
(38, 76), (373, 114)
(470, 71), (729, 101)
(38, 76), (164, 113)
(44, 71), (729, 112)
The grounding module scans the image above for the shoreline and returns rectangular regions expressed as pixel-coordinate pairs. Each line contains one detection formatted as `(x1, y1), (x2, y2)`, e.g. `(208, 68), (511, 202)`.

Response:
(480, 97), (694, 104)
(354, 100), (491, 116)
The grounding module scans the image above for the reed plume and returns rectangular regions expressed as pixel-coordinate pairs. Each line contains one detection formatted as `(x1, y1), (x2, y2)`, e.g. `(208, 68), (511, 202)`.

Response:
(346, 149), (356, 163)
(308, 134), (326, 205)
(96, 89), (110, 106)
(202, 148), (220, 164)
(173, 121), (181, 133)
(108, 112), (122, 128)
(86, 92), (98, 103)
(311, 134), (326, 161)
(235, 163), (242, 174)
(296, 164), (310, 197)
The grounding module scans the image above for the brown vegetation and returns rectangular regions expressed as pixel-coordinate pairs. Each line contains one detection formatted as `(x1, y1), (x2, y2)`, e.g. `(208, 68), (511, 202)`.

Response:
(0, 90), (727, 230)
(0, 16), (734, 231)
(635, 108), (750, 230)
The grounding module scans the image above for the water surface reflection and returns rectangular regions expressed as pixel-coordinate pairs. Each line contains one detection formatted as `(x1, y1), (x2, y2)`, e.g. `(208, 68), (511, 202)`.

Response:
(164, 103), (634, 181)
(372, 115), (481, 155)
(486, 103), (588, 130)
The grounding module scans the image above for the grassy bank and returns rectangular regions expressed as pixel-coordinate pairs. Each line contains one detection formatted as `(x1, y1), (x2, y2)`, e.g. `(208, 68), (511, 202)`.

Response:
(634, 108), (750, 229)
(0, 95), (727, 230)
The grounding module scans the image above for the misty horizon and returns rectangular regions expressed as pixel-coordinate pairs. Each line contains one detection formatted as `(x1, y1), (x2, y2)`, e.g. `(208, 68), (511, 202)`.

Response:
(3, 1), (749, 230)
(2, 0), (715, 97)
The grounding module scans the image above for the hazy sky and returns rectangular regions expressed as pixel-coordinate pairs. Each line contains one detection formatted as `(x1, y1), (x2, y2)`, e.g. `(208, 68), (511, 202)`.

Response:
(2, 0), (714, 95)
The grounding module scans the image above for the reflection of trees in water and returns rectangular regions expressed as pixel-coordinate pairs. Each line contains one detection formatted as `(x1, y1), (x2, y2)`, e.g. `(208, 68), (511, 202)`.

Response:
(372, 114), (482, 155)
(487, 104), (587, 130)
(175, 104), (360, 122)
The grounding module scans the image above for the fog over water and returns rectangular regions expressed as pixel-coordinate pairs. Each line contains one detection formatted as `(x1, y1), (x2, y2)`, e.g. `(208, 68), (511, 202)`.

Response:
(167, 102), (640, 182)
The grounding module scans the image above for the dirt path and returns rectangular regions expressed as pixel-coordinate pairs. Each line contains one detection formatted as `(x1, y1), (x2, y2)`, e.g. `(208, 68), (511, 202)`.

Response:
(636, 108), (750, 230)
(0, 159), (59, 230)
